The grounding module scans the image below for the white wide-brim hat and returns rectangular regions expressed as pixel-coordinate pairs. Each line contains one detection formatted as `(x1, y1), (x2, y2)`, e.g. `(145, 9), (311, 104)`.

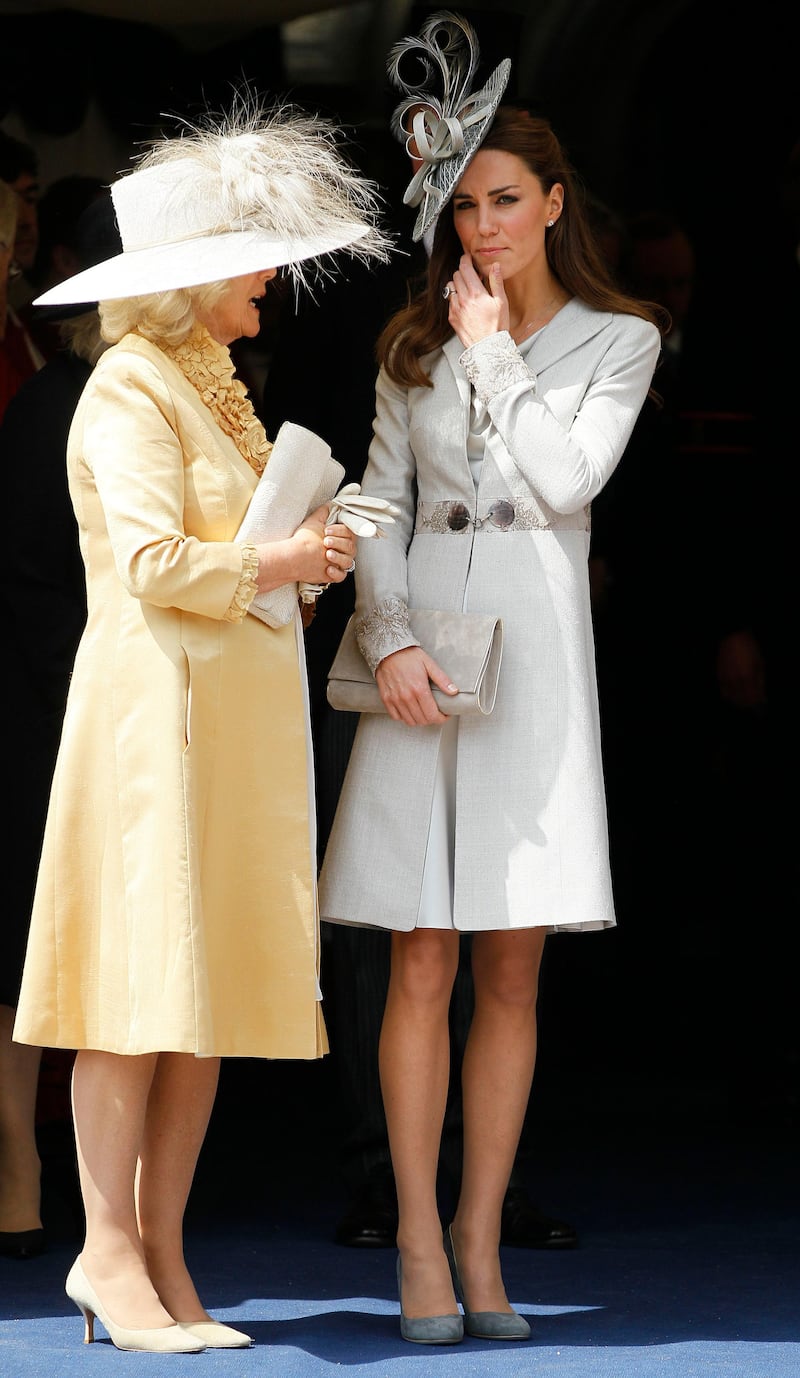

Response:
(34, 106), (389, 307)
(388, 11), (511, 242)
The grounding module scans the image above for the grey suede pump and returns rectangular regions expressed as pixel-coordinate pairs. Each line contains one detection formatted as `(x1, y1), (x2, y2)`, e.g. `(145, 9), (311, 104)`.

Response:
(396, 1255), (464, 1344)
(443, 1225), (532, 1340)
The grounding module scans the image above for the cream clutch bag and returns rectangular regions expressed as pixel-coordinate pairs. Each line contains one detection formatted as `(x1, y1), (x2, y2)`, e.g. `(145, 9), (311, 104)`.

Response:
(236, 422), (399, 627)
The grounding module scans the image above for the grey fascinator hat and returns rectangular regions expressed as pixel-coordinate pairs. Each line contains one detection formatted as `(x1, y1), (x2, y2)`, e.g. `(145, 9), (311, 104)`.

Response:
(34, 98), (392, 307)
(388, 9), (511, 242)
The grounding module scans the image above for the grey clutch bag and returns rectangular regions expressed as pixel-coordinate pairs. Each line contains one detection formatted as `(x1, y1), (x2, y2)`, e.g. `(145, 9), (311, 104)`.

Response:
(327, 609), (504, 716)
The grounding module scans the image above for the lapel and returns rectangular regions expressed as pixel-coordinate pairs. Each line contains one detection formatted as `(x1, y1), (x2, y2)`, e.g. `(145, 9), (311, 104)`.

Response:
(529, 297), (610, 368)
(442, 333), (471, 409)
(128, 333), (258, 493)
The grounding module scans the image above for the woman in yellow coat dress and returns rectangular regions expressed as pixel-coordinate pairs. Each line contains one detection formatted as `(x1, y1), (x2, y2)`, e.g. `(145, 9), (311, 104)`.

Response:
(13, 101), (388, 1353)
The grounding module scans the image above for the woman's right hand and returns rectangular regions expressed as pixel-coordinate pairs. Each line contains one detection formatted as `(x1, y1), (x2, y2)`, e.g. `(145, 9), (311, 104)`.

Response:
(255, 504), (356, 594)
(290, 504), (356, 587)
(445, 254), (509, 348)
(375, 645), (458, 725)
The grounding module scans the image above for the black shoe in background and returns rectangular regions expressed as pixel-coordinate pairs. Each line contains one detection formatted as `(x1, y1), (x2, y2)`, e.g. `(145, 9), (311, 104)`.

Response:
(334, 1169), (398, 1247)
(0, 1228), (45, 1259)
(500, 1187), (579, 1249)
(335, 1171), (577, 1250)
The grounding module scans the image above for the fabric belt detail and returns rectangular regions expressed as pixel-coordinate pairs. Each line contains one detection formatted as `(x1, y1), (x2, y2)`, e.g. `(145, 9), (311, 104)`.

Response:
(416, 499), (552, 533)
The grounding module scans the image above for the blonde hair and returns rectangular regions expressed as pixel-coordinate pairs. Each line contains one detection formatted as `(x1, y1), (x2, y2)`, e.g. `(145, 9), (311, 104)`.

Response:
(59, 309), (111, 365)
(99, 279), (228, 346)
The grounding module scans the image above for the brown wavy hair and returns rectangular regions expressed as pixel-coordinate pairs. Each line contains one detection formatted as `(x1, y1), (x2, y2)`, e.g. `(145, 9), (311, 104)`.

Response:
(377, 106), (670, 388)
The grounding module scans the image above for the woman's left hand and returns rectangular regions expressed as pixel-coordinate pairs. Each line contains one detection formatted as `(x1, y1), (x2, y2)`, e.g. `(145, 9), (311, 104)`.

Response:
(445, 253), (509, 348)
(375, 645), (456, 725)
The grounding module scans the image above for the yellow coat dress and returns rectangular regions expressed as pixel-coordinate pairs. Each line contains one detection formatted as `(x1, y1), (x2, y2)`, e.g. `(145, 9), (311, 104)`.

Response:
(14, 330), (327, 1060)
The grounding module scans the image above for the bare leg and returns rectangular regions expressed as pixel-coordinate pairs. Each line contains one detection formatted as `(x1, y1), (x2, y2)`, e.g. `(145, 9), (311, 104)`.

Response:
(72, 1049), (177, 1327)
(451, 928), (545, 1312)
(379, 928), (460, 1319)
(137, 1052), (220, 1322)
(0, 1006), (42, 1233)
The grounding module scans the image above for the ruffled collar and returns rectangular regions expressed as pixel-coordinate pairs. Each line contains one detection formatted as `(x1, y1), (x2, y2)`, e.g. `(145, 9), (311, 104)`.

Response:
(158, 324), (272, 476)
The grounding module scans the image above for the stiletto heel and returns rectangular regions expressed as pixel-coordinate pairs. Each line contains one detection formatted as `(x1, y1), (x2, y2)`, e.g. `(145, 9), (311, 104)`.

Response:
(65, 1258), (206, 1352)
(396, 1255), (464, 1345)
(443, 1225), (531, 1340)
(74, 1297), (94, 1345)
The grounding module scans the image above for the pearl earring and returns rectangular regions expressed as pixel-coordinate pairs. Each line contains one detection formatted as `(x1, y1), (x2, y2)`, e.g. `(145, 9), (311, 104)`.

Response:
(547, 219), (555, 227)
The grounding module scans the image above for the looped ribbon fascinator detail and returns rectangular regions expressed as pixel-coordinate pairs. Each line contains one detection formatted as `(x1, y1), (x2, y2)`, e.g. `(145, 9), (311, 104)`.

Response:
(387, 10), (511, 241)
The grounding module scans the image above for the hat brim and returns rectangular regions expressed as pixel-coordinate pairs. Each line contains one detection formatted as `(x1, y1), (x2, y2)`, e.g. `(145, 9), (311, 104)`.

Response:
(33, 223), (370, 307)
(410, 58), (511, 242)
(34, 300), (103, 323)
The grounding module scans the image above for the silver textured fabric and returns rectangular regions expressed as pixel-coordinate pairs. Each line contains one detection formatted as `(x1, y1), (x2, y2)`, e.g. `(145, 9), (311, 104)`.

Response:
(319, 301), (662, 933)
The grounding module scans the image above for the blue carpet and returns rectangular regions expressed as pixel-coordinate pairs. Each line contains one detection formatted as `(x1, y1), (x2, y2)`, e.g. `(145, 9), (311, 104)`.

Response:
(2, 1057), (798, 1378)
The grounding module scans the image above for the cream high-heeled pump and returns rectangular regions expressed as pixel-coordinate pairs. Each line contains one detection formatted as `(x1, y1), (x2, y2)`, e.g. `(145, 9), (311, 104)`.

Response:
(180, 1320), (253, 1348)
(65, 1258), (206, 1353)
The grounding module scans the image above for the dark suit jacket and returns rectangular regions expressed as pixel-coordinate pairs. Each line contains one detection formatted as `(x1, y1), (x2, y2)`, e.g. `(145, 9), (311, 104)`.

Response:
(0, 348), (90, 1002)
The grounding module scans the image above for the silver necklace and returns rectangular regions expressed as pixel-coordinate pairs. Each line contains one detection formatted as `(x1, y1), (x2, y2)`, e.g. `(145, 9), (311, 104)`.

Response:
(514, 292), (560, 341)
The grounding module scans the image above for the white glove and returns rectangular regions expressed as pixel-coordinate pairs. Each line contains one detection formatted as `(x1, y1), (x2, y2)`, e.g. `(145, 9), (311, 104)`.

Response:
(327, 482), (402, 538)
(300, 484), (401, 604)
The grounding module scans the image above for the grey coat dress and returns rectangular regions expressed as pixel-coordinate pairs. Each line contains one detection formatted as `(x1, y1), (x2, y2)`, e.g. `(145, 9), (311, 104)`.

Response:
(318, 300), (661, 933)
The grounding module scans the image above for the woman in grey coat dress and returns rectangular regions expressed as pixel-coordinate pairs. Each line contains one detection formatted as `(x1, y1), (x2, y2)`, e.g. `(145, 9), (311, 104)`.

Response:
(319, 11), (667, 1347)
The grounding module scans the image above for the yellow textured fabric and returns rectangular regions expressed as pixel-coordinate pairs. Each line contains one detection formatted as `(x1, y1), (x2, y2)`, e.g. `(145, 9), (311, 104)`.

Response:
(14, 333), (326, 1059)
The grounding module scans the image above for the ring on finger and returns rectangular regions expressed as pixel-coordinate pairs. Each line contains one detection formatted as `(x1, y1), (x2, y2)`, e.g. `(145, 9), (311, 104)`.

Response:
(346, 559), (356, 573)
(443, 283), (456, 300)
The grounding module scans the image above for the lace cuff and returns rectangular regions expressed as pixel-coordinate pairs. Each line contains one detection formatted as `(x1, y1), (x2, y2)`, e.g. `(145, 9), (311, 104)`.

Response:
(459, 331), (535, 403)
(225, 544), (260, 623)
(355, 596), (420, 674)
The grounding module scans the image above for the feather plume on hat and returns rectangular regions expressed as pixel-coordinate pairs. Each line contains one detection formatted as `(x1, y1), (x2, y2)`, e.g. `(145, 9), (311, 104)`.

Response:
(34, 94), (393, 307)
